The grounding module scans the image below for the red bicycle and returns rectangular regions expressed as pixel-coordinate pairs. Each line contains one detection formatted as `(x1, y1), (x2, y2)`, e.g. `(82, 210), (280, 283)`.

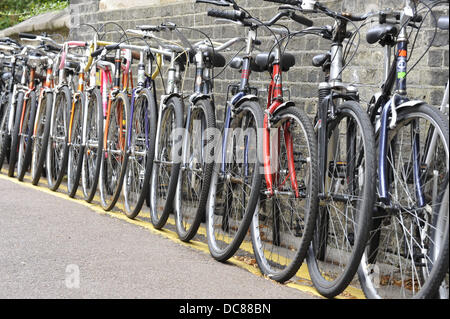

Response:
(248, 10), (318, 283)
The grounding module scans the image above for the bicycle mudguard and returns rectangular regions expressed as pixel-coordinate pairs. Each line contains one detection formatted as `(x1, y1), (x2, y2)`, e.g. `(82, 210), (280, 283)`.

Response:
(231, 93), (258, 111)
(270, 101), (295, 121)
(190, 93), (212, 105)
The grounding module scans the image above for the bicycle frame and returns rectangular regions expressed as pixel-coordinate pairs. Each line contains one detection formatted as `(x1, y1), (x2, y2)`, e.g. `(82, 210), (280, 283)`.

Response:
(221, 27), (259, 175)
(262, 38), (299, 198)
(373, 1), (429, 206)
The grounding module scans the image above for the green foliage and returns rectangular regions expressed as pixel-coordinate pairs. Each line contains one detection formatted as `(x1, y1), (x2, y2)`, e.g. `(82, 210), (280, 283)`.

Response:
(0, 0), (69, 30)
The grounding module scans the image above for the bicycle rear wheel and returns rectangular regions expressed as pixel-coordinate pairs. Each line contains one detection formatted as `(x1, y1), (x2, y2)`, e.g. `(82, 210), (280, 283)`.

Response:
(206, 100), (263, 262)
(123, 88), (157, 218)
(99, 92), (130, 211)
(306, 100), (376, 298)
(81, 88), (103, 203)
(46, 87), (71, 191)
(175, 98), (216, 242)
(67, 94), (84, 198)
(150, 96), (184, 229)
(31, 91), (53, 185)
(17, 90), (37, 181)
(358, 104), (449, 299)
(251, 105), (318, 282)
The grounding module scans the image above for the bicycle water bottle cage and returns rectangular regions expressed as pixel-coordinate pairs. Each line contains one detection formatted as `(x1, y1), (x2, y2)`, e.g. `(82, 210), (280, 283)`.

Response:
(366, 24), (398, 46)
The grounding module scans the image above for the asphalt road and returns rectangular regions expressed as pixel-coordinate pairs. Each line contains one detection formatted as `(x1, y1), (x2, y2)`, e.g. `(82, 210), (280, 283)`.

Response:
(0, 175), (318, 299)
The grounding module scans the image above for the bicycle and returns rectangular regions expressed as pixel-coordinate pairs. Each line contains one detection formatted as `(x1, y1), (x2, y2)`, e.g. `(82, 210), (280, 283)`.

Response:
(356, 1), (450, 298)
(226, 1), (321, 283)
(89, 44), (134, 211)
(93, 33), (161, 217)
(171, 31), (243, 242)
(273, 0), (377, 298)
(196, 0), (266, 262)
(0, 39), (24, 175)
(16, 33), (63, 187)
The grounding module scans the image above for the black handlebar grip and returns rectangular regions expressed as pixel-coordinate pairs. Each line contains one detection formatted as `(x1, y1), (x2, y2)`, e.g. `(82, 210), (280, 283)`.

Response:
(196, 0), (231, 7)
(290, 12), (314, 27)
(207, 9), (245, 21)
(263, 0), (299, 5)
(19, 33), (37, 40)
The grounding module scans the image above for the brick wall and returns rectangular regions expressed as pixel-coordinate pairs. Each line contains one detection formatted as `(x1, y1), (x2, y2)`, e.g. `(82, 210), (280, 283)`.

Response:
(69, 0), (449, 123)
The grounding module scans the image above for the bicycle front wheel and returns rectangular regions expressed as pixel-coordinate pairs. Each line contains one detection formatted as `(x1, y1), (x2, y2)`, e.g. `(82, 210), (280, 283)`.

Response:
(81, 88), (103, 203)
(0, 94), (12, 171)
(31, 91), (53, 185)
(46, 87), (71, 191)
(123, 88), (157, 218)
(358, 104), (449, 299)
(17, 90), (37, 181)
(150, 96), (184, 229)
(306, 100), (376, 298)
(206, 100), (263, 262)
(8, 91), (24, 177)
(67, 94), (85, 198)
(175, 97), (216, 242)
(99, 92), (130, 211)
(251, 105), (318, 282)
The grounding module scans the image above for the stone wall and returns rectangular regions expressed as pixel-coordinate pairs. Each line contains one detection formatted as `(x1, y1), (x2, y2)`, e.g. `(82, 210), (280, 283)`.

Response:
(69, 0), (449, 123)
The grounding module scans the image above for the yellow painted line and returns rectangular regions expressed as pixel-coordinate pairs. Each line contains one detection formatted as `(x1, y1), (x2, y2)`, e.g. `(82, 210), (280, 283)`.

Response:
(0, 172), (365, 299)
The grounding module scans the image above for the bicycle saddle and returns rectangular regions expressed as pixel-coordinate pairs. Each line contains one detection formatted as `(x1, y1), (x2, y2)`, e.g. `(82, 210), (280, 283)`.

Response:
(253, 52), (296, 73)
(438, 16), (448, 30)
(366, 24), (398, 45)
(204, 51), (226, 68)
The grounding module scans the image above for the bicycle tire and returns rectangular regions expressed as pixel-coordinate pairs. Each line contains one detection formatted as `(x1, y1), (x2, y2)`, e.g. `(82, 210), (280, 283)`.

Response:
(150, 95), (184, 229)
(8, 91), (24, 177)
(0, 94), (12, 172)
(46, 86), (71, 191)
(175, 97), (216, 242)
(81, 88), (103, 203)
(31, 91), (53, 185)
(358, 103), (449, 299)
(306, 100), (376, 298)
(99, 91), (130, 211)
(206, 100), (264, 262)
(67, 94), (85, 198)
(251, 105), (318, 282)
(17, 90), (37, 181)
(123, 88), (157, 219)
